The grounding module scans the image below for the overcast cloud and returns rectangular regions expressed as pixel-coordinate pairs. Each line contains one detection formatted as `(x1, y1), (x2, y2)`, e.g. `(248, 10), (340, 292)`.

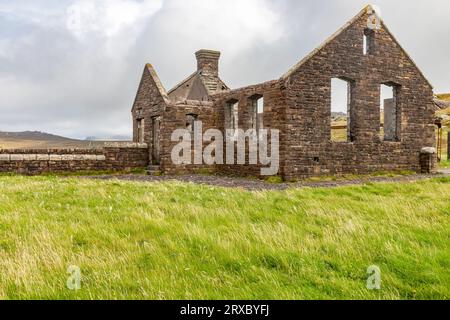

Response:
(0, 0), (449, 139)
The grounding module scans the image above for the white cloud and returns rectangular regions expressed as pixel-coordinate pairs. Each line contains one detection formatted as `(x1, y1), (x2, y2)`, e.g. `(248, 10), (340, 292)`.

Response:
(66, 0), (163, 39)
(155, 0), (283, 56)
(137, 0), (285, 89)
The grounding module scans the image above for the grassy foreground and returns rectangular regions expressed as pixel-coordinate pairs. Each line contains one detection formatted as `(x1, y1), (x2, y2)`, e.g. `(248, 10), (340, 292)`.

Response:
(0, 176), (448, 300)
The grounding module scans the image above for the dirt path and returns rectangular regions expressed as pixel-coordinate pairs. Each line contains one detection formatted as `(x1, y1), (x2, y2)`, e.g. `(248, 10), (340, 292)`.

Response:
(84, 172), (448, 191)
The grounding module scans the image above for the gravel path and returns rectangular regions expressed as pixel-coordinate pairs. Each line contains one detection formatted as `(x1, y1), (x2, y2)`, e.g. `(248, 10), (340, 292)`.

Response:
(83, 172), (448, 191)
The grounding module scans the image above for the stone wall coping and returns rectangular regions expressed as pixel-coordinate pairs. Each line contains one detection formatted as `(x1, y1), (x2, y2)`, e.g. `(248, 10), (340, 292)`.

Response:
(0, 148), (104, 154)
(0, 154), (107, 161)
(209, 80), (280, 99)
(0, 143), (148, 153)
(103, 142), (148, 148)
(0, 146), (148, 174)
(420, 147), (436, 154)
(173, 100), (214, 107)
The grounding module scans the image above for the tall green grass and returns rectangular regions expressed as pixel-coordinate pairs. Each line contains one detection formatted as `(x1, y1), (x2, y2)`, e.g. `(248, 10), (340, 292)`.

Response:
(0, 176), (448, 300)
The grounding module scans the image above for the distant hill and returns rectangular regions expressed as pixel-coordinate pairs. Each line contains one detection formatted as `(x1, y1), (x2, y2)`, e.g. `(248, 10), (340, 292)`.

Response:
(0, 131), (127, 149)
(437, 93), (450, 102)
(331, 112), (346, 118)
(0, 131), (79, 142)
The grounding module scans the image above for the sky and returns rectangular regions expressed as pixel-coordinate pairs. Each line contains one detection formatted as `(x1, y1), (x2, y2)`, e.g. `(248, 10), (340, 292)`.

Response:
(0, 0), (449, 139)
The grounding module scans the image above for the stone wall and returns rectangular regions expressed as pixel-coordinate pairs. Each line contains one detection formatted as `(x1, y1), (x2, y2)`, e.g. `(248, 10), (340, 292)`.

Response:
(160, 100), (217, 174)
(156, 82), (287, 177)
(210, 80), (286, 177)
(0, 144), (148, 175)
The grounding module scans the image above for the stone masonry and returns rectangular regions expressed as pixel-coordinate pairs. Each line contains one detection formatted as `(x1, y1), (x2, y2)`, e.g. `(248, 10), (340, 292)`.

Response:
(0, 145), (148, 175)
(131, 5), (437, 180)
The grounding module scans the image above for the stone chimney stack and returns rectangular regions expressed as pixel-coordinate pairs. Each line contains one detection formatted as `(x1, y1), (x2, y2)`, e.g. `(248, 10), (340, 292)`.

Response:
(195, 49), (220, 77)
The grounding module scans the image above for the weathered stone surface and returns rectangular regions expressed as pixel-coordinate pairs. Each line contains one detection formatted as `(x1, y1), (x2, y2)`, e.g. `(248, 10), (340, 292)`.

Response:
(104, 142), (148, 148)
(36, 154), (50, 161)
(72, 155), (85, 161)
(421, 147), (436, 154)
(49, 155), (62, 161)
(23, 154), (37, 161)
(61, 155), (74, 161)
(10, 154), (24, 161)
(420, 151), (437, 174)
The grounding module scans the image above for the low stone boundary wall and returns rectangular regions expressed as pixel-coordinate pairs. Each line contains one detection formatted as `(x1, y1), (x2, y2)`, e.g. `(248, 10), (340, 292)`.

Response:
(0, 143), (148, 175)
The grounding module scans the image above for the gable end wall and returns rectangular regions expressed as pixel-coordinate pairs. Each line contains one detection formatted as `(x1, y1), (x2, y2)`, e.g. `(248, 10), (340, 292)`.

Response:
(132, 66), (168, 165)
(282, 11), (435, 180)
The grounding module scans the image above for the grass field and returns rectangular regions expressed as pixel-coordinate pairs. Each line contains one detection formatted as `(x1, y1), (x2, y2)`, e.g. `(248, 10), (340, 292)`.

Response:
(0, 176), (448, 300)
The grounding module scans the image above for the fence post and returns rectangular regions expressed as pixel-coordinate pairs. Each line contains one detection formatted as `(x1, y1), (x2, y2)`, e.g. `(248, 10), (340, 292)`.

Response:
(420, 147), (437, 174)
(448, 131), (450, 161)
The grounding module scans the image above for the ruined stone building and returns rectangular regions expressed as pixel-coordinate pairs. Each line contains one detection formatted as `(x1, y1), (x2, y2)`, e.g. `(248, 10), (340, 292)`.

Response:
(131, 5), (436, 180)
